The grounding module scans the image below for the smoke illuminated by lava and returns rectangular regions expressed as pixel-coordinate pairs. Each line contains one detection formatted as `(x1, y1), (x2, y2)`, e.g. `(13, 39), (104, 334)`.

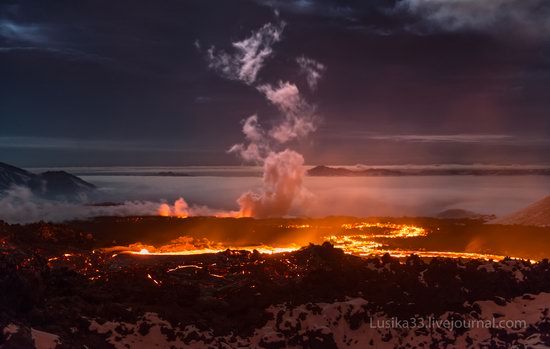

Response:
(158, 198), (189, 218)
(209, 16), (323, 218)
(159, 15), (325, 219)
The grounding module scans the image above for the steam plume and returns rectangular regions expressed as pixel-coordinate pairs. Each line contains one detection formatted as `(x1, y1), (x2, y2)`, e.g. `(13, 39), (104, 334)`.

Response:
(237, 149), (311, 218)
(258, 81), (317, 143)
(205, 21), (285, 85)
(203, 16), (326, 218)
(296, 56), (326, 91)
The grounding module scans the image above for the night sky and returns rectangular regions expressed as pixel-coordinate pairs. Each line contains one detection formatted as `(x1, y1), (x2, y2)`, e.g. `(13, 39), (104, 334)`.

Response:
(1, 0), (549, 167)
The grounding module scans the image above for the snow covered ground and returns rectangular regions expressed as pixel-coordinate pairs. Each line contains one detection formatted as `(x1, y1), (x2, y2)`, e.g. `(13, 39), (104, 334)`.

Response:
(21, 292), (537, 348)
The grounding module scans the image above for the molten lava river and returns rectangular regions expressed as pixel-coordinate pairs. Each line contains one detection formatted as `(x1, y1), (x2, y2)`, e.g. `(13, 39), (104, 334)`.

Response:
(113, 222), (528, 262)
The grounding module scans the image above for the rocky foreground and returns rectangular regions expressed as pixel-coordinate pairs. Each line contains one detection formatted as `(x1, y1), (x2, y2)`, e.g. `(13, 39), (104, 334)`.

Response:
(1, 221), (550, 348)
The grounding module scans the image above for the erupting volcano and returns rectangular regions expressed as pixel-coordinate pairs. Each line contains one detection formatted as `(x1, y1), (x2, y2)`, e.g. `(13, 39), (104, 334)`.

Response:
(2, 1), (550, 348)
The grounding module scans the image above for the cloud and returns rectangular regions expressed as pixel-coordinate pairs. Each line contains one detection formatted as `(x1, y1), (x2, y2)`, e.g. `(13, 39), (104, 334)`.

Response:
(0, 187), (244, 223)
(0, 186), (163, 224)
(0, 46), (111, 62)
(396, 0), (550, 37)
(254, 0), (355, 19)
(0, 20), (48, 44)
(204, 21), (285, 85)
(0, 20), (110, 62)
(0, 136), (212, 153)
(296, 55), (326, 90)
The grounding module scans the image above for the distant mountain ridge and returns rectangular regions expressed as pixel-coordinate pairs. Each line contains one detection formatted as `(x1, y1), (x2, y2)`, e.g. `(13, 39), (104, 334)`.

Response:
(493, 196), (550, 227)
(307, 165), (550, 176)
(437, 209), (496, 221)
(0, 162), (96, 200)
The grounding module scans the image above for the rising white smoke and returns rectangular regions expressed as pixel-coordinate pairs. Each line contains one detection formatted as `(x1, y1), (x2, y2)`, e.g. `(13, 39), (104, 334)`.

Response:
(205, 21), (286, 85)
(204, 17), (325, 218)
(228, 114), (267, 163)
(296, 56), (326, 91)
(257, 81), (317, 143)
(237, 149), (311, 218)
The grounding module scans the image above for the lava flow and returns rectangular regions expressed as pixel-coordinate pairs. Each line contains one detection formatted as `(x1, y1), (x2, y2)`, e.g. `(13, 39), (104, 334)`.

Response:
(112, 222), (529, 262)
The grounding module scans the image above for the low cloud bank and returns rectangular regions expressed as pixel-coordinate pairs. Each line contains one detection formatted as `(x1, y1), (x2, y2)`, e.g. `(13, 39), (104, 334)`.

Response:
(0, 186), (174, 224)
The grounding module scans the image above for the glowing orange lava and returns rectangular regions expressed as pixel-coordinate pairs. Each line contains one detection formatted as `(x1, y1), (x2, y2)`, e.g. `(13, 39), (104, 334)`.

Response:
(114, 222), (531, 262)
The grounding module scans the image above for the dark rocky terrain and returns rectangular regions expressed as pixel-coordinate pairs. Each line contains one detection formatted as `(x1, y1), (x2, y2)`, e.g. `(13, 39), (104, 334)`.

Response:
(1, 218), (550, 348)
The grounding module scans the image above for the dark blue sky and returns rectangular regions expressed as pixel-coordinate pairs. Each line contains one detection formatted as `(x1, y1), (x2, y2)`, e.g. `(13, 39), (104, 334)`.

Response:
(1, 0), (549, 166)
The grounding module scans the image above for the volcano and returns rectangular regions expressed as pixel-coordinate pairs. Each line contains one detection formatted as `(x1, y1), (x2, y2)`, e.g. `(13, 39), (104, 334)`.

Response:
(0, 162), (95, 200)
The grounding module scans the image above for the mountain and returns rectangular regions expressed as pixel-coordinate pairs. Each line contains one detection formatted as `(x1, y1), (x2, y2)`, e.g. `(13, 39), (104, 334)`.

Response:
(437, 208), (496, 221)
(492, 196), (550, 227)
(0, 162), (35, 191)
(307, 165), (402, 176)
(307, 165), (550, 176)
(0, 162), (96, 200)
(34, 171), (96, 198)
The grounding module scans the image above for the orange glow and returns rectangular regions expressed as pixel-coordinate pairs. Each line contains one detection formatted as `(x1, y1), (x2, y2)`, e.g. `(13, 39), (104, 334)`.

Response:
(339, 222), (428, 238)
(110, 222), (532, 262)
(125, 243), (301, 256)
(157, 198), (189, 218)
(157, 204), (171, 217)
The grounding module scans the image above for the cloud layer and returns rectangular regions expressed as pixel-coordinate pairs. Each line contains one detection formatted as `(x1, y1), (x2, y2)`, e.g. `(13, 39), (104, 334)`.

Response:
(0, 186), (163, 224)
(397, 0), (550, 37)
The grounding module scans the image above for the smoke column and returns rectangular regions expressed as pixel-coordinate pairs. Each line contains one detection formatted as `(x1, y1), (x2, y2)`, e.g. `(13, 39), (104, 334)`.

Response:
(203, 16), (326, 218)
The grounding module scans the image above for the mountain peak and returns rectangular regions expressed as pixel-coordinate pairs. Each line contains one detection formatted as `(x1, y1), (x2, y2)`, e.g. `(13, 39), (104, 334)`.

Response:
(0, 162), (95, 200)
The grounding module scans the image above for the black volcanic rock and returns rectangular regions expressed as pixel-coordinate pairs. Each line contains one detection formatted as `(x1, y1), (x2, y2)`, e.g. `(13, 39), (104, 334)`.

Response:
(0, 162), (95, 200)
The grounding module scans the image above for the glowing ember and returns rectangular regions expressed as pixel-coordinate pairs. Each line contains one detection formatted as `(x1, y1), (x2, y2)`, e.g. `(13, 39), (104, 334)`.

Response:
(146, 273), (162, 286)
